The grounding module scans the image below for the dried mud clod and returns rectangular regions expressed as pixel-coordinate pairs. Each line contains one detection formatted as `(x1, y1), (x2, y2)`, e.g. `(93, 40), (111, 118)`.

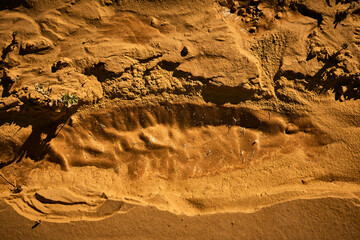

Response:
(218, 0), (265, 25)
(217, 0), (293, 31)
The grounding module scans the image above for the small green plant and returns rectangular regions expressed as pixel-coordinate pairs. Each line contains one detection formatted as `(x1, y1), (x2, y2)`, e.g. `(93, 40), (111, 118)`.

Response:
(35, 83), (51, 96)
(60, 93), (79, 108)
(341, 42), (349, 50)
(0, 172), (22, 193)
(331, 42), (350, 58)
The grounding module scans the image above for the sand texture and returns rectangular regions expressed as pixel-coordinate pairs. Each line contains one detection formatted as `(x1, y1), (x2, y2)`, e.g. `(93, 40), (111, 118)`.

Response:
(0, 0), (360, 239)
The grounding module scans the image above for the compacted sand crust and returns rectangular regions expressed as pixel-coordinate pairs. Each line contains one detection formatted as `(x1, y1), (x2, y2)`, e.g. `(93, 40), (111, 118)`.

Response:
(0, 0), (360, 239)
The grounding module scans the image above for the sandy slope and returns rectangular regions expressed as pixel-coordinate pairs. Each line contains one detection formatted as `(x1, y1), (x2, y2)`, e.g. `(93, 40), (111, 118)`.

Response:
(0, 0), (360, 238)
(1, 197), (360, 240)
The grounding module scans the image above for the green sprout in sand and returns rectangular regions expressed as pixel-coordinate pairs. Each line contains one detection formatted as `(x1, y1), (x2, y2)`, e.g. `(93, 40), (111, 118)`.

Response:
(35, 83), (51, 96)
(60, 93), (79, 108)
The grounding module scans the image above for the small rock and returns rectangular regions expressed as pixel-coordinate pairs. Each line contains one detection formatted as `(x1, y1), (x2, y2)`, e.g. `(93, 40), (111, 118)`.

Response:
(242, 83), (252, 89)
(340, 85), (348, 94)
(237, 8), (246, 16)
(132, 69), (138, 77)
(151, 17), (160, 27)
(12, 185), (22, 193)
(249, 26), (257, 33)
(100, 192), (108, 199)
(103, 0), (113, 6)
(51, 58), (71, 72)
(249, 78), (260, 84)
(275, 12), (282, 19)
(285, 123), (299, 134)
(160, 20), (169, 26)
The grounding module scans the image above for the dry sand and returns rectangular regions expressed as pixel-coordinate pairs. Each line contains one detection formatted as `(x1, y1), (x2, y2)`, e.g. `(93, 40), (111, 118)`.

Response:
(0, 0), (360, 239)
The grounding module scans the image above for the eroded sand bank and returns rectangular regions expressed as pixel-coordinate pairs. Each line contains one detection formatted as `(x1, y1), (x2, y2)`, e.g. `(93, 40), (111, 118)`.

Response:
(0, 0), (359, 238)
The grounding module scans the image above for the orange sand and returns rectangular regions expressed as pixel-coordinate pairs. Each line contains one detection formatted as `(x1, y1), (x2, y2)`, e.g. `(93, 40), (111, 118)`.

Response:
(0, 0), (360, 239)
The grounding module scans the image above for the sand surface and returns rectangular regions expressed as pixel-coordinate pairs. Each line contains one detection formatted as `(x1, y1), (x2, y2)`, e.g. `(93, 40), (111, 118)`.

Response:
(0, 0), (360, 239)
